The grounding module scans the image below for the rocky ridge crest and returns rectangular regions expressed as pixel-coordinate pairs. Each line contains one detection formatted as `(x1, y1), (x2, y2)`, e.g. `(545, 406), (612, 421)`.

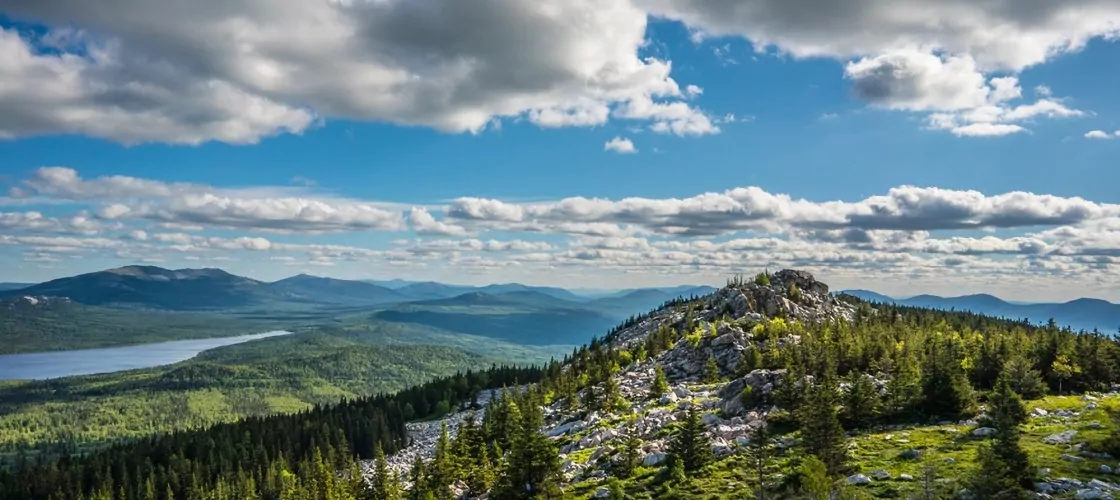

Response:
(373, 269), (857, 494)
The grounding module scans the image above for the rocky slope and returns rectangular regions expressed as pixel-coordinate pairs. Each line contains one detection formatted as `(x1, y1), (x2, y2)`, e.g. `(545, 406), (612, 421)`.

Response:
(370, 270), (856, 491)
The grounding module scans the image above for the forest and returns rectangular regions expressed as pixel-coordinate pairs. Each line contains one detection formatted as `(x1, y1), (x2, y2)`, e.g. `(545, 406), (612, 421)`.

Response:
(3, 288), (1120, 499)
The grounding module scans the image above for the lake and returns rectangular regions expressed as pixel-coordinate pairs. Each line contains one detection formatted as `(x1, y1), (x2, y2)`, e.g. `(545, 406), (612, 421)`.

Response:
(0, 331), (293, 381)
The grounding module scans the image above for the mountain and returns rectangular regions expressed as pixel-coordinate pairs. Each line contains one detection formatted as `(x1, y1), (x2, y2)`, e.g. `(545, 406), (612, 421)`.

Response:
(3, 266), (276, 310)
(839, 289), (1120, 332)
(364, 278), (424, 289)
(475, 283), (588, 302)
(393, 282), (478, 300)
(0, 282), (33, 292)
(268, 274), (404, 305)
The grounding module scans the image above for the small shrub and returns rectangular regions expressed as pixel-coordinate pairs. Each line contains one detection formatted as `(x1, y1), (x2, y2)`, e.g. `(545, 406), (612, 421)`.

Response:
(754, 273), (770, 286)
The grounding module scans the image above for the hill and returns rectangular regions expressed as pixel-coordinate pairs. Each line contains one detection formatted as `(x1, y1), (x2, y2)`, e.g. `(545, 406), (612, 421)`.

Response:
(839, 289), (1120, 332)
(9, 269), (1120, 499)
(0, 295), (281, 354)
(268, 274), (405, 305)
(3, 266), (278, 310)
(0, 283), (32, 292)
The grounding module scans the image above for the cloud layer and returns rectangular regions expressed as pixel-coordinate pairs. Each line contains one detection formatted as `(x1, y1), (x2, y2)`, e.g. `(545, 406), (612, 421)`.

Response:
(2, 0), (1115, 143)
(6, 167), (1120, 297)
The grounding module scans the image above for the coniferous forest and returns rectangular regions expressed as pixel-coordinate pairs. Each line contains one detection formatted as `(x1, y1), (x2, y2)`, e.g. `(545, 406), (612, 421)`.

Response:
(5, 285), (1120, 499)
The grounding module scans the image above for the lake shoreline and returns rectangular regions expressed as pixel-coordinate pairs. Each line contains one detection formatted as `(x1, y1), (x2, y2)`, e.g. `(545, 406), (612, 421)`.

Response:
(0, 331), (294, 381)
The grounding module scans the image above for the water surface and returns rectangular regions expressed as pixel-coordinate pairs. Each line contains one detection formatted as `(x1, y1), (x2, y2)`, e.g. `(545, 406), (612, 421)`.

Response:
(0, 331), (292, 381)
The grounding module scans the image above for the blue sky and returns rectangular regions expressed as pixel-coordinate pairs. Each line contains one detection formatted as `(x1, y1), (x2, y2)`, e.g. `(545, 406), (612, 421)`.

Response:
(1, 2), (1119, 301)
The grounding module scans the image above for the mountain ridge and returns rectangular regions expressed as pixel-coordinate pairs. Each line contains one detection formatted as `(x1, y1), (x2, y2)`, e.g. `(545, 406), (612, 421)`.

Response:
(840, 288), (1120, 332)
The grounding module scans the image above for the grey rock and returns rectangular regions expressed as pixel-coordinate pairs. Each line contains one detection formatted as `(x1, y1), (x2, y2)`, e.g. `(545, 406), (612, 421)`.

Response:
(899, 449), (921, 460)
(847, 474), (872, 485)
(972, 427), (996, 437)
(870, 469), (892, 480)
(1061, 454), (1086, 463)
(1044, 430), (1078, 445)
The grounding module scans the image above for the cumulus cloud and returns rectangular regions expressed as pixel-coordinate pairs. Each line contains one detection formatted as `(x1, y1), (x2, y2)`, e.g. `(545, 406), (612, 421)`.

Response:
(446, 185), (1120, 237)
(1085, 130), (1117, 139)
(2, 0), (715, 144)
(408, 207), (471, 236)
(18, 167), (406, 234)
(0, 211), (103, 235)
(844, 52), (1083, 136)
(639, 0), (1120, 71)
(604, 137), (638, 154)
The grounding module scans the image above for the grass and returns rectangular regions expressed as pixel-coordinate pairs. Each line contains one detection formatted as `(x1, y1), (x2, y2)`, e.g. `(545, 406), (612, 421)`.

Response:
(554, 393), (1120, 499)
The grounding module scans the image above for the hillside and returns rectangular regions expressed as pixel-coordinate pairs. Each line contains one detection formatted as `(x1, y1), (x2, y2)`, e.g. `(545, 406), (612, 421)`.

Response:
(841, 289), (1120, 332)
(0, 295), (279, 354)
(0, 324), (563, 464)
(3, 266), (279, 309)
(11, 270), (1120, 499)
(0, 283), (31, 292)
(268, 273), (405, 305)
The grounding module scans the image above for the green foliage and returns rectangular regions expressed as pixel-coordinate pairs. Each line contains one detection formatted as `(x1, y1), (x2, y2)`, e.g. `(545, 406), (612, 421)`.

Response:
(841, 372), (880, 429)
(797, 455), (832, 500)
(788, 283), (802, 302)
(754, 273), (770, 287)
(1051, 353), (1081, 394)
(1003, 355), (1046, 400)
(650, 365), (669, 401)
(669, 405), (712, 473)
(983, 376), (1032, 489)
(702, 356), (721, 384)
(736, 347), (762, 377)
(799, 377), (847, 475)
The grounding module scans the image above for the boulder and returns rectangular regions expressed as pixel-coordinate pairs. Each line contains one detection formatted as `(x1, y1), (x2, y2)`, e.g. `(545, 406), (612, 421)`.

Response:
(642, 453), (668, 467)
(899, 474), (915, 481)
(870, 469), (892, 480)
(1044, 430), (1078, 445)
(972, 427), (996, 437)
(847, 474), (872, 485)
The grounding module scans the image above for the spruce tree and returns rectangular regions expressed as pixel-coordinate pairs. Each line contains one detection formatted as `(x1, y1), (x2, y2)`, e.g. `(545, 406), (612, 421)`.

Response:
(798, 377), (847, 474)
(407, 456), (428, 500)
(798, 455), (831, 500)
(427, 422), (456, 500)
(371, 445), (402, 500)
(737, 348), (763, 377)
(702, 356), (721, 384)
(668, 404), (712, 473)
(614, 435), (642, 479)
(493, 396), (561, 499)
(841, 372), (879, 429)
(1002, 356), (1045, 400)
(650, 365), (669, 401)
(974, 376), (1032, 495)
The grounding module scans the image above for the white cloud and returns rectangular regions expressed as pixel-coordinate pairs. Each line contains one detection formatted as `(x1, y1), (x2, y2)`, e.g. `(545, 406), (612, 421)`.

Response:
(639, 0), (1120, 71)
(2, 0), (716, 144)
(845, 52), (1082, 136)
(604, 137), (638, 154)
(408, 207), (471, 236)
(19, 167), (406, 234)
(1085, 130), (1115, 139)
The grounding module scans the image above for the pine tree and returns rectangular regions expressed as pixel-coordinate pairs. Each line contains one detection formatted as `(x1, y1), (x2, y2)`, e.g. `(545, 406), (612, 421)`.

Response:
(614, 435), (642, 479)
(1002, 355), (1046, 400)
(493, 395), (561, 499)
(371, 445), (402, 500)
(974, 376), (1032, 494)
(601, 376), (624, 412)
(799, 377), (847, 474)
(737, 348), (763, 377)
(668, 404), (712, 473)
(407, 456), (428, 500)
(798, 456), (831, 500)
(841, 372), (879, 429)
(650, 365), (670, 401)
(427, 422), (456, 500)
(702, 356), (721, 384)
(465, 443), (496, 495)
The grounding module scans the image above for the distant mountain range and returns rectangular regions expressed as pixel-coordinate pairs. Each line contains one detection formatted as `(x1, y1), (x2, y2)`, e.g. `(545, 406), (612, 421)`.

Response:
(0, 266), (715, 314)
(0, 283), (32, 292)
(840, 289), (1120, 333)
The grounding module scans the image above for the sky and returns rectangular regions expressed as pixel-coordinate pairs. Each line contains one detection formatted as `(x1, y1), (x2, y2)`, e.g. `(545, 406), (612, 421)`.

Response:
(1, 1), (1119, 302)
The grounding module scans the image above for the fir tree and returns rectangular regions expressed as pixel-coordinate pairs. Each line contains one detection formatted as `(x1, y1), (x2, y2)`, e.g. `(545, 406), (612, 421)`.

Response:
(841, 372), (879, 429)
(465, 444), (496, 496)
(614, 434), (642, 479)
(798, 456), (832, 500)
(702, 356), (721, 384)
(1002, 355), (1046, 400)
(650, 365), (669, 401)
(972, 376), (1032, 495)
(407, 455), (428, 500)
(668, 404), (712, 473)
(737, 348), (763, 377)
(799, 377), (847, 474)
(427, 422), (456, 500)
(493, 395), (561, 499)
(371, 445), (402, 500)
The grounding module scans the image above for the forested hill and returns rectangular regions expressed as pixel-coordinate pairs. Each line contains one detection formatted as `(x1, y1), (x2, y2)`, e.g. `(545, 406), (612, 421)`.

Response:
(5, 270), (1120, 499)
